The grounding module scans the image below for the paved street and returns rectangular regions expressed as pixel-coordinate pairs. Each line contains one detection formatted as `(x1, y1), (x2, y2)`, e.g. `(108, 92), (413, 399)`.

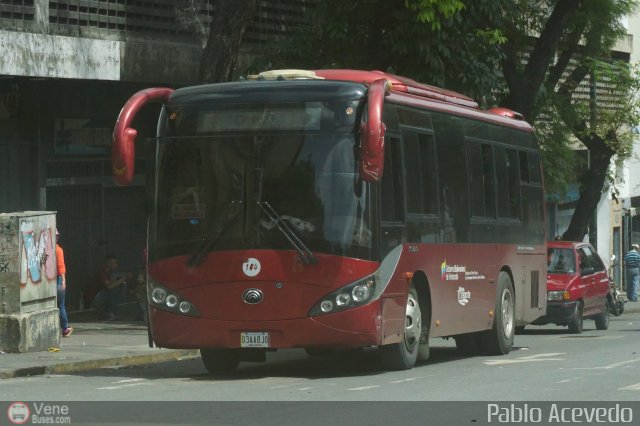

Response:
(2, 309), (639, 402)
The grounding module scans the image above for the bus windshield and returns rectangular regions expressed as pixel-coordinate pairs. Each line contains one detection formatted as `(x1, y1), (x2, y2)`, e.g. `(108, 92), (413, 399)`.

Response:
(152, 132), (374, 263)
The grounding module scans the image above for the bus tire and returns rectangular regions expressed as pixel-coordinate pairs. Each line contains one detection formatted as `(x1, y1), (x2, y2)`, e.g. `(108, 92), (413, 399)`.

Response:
(200, 348), (240, 374)
(380, 286), (421, 370)
(480, 271), (515, 355)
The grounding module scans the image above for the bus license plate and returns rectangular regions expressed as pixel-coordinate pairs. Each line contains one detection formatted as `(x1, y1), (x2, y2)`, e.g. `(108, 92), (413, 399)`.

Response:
(240, 332), (270, 348)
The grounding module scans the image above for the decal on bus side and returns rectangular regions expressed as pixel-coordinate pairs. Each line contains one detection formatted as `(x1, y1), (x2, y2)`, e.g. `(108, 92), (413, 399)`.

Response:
(440, 260), (486, 282)
(457, 286), (472, 306)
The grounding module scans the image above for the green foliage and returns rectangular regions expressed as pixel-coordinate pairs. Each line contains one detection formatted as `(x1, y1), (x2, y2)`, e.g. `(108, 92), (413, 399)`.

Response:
(254, 0), (640, 220)
(257, 0), (511, 105)
(408, 0), (465, 29)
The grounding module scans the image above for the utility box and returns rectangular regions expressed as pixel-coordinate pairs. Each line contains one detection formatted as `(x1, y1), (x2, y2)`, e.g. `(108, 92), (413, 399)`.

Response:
(0, 212), (60, 352)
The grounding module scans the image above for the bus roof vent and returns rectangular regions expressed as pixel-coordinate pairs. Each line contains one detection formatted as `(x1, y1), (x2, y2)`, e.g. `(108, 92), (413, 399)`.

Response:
(248, 69), (325, 80)
(488, 107), (524, 121)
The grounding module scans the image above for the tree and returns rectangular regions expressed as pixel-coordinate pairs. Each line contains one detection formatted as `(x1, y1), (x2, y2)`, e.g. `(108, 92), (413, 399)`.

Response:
(496, 0), (640, 241)
(265, 0), (640, 242)
(263, 0), (509, 103)
(176, 0), (258, 83)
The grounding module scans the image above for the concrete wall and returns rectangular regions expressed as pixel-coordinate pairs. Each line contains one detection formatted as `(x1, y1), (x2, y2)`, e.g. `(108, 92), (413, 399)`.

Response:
(0, 29), (201, 85)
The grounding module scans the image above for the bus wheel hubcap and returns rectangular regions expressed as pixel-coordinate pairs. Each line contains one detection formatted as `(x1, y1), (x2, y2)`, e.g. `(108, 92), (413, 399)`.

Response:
(405, 293), (421, 351)
(501, 289), (514, 337)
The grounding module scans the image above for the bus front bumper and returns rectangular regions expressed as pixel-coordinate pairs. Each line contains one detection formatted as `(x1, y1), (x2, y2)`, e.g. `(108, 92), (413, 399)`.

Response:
(149, 301), (384, 350)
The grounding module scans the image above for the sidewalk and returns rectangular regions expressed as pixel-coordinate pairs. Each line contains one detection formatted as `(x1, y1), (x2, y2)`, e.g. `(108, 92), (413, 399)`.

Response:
(0, 316), (199, 380)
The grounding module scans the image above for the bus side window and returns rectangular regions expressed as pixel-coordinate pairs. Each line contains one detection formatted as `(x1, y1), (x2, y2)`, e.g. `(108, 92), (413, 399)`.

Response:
(495, 147), (521, 219)
(467, 140), (496, 218)
(380, 136), (405, 255)
(402, 131), (438, 216)
(380, 136), (403, 222)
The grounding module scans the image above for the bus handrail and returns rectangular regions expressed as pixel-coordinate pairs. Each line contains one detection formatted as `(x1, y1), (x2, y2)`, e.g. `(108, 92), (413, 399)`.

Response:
(112, 87), (174, 186)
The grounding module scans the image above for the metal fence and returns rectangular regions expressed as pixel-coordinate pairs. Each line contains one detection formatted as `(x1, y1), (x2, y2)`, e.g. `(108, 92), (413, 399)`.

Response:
(45, 157), (147, 311)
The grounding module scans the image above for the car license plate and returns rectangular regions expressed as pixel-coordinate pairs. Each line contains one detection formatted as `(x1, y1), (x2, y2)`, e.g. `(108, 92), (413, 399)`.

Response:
(240, 332), (270, 348)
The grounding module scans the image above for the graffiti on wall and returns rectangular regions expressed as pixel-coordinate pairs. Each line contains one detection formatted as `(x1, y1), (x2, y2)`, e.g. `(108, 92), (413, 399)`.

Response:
(19, 221), (56, 286)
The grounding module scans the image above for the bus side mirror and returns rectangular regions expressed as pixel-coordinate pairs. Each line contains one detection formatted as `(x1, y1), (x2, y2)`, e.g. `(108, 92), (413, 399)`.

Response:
(112, 87), (174, 186)
(359, 79), (389, 182)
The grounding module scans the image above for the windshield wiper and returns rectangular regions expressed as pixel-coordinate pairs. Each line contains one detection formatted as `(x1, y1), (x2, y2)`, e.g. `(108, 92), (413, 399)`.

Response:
(186, 201), (242, 267)
(258, 201), (317, 265)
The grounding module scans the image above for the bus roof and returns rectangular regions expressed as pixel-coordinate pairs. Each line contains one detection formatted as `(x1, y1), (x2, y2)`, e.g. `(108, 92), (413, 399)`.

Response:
(314, 69), (478, 108)
(313, 69), (533, 133)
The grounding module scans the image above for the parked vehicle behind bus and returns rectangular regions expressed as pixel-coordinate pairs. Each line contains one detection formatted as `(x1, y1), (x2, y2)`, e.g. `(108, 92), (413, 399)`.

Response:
(112, 69), (547, 374)
(533, 241), (610, 333)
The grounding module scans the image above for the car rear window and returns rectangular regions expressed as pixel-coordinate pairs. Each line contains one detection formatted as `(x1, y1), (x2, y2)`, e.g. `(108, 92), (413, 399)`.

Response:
(548, 248), (576, 274)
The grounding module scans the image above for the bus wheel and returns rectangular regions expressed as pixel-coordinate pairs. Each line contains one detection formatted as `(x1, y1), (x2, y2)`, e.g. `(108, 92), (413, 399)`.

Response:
(380, 286), (421, 370)
(480, 271), (515, 355)
(200, 348), (240, 374)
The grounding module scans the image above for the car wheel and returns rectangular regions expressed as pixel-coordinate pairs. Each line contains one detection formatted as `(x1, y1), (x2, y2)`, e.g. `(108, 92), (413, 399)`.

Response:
(480, 271), (515, 355)
(200, 348), (240, 374)
(380, 286), (421, 370)
(568, 301), (584, 334)
(594, 303), (610, 330)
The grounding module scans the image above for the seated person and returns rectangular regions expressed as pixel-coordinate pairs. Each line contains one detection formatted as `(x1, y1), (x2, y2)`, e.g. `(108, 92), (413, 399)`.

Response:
(91, 254), (131, 320)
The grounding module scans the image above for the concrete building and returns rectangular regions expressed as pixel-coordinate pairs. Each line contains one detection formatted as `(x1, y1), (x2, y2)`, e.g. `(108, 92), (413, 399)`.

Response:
(0, 0), (315, 310)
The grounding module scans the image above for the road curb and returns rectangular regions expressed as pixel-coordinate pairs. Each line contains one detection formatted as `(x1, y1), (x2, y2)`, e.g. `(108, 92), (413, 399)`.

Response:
(0, 349), (200, 380)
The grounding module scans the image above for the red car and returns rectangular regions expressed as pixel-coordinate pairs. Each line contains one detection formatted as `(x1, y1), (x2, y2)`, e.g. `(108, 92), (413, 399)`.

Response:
(532, 241), (610, 333)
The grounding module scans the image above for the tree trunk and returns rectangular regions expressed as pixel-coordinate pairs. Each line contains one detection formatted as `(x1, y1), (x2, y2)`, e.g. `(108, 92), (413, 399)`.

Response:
(199, 0), (258, 83)
(561, 147), (614, 241)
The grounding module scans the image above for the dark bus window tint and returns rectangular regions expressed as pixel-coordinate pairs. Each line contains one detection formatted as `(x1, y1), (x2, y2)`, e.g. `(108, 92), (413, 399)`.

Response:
(467, 143), (485, 216)
(519, 150), (530, 182)
(403, 133), (423, 214)
(402, 131), (438, 215)
(467, 141), (495, 218)
(418, 133), (438, 215)
(481, 144), (496, 217)
(383, 103), (399, 132)
(381, 136), (404, 221)
(398, 108), (433, 129)
(495, 147), (509, 218)
(506, 149), (521, 219)
(528, 152), (541, 184)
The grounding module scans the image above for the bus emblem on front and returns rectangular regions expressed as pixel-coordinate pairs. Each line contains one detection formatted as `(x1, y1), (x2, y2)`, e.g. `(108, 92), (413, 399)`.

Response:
(243, 258), (261, 277)
(243, 288), (264, 304)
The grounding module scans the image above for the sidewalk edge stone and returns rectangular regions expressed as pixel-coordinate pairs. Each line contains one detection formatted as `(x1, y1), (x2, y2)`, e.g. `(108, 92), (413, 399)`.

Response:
(0, 349), (199, 380)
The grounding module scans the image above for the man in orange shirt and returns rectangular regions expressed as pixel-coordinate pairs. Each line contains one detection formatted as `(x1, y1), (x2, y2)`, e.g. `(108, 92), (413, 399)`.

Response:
(56, 229), (73, 337)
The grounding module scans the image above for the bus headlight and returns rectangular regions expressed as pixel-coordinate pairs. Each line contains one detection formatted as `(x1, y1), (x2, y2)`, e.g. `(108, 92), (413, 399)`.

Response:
(148, 278), (200, 317)
(166, 294), (179, 308)
(309, 276), (376, 316)
(151, 287), (167, 304)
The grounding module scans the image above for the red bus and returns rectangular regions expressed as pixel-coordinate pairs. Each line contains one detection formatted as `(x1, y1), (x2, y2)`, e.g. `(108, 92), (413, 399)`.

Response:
(112, 69), (547, 373)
